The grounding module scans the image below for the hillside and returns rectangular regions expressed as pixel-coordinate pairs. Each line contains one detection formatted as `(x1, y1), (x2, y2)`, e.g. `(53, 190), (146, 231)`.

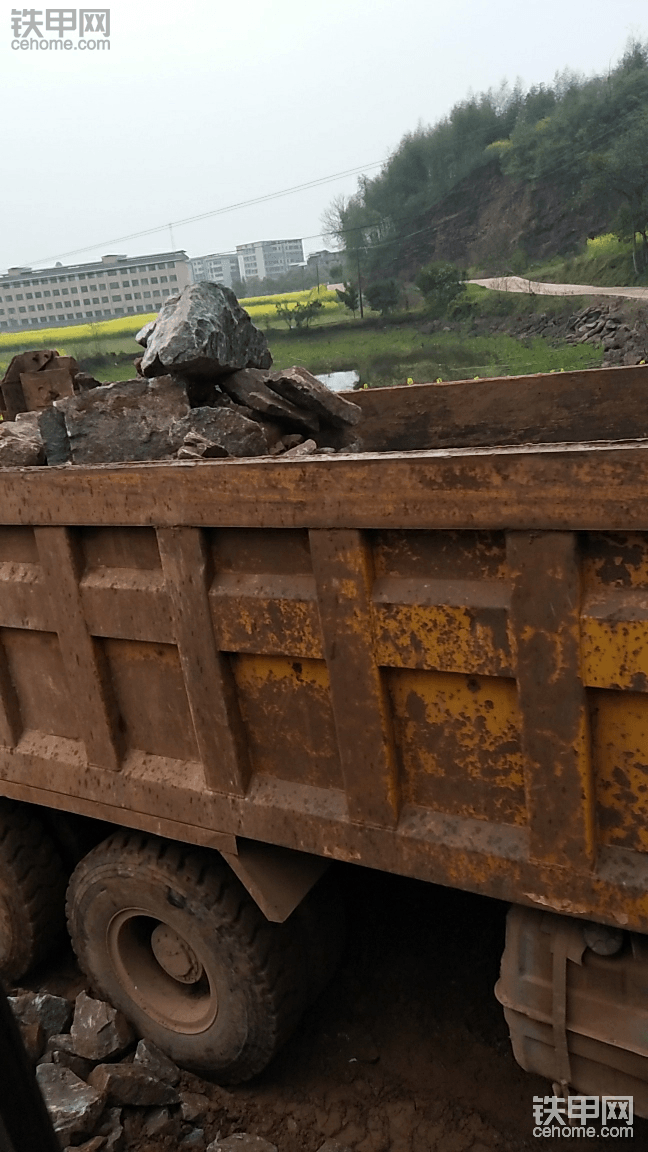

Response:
(394, 161), (611, 277)
(327, 41), (648, 283)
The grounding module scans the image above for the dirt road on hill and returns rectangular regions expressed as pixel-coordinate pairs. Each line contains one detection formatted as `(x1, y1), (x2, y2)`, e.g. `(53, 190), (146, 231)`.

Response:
(470, 275), (648, 300)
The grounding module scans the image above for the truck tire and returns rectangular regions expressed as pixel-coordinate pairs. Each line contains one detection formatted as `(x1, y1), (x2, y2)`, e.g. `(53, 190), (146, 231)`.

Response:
(0, 799), (68, 982)
(65, 830), (309, 1082)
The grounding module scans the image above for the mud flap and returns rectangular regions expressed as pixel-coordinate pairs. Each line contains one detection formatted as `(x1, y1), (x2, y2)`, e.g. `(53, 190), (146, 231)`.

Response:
(220, 838), (330, 922)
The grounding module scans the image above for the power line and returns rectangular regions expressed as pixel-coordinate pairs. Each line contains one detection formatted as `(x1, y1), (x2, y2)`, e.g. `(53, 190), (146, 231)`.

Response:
(18, 161), (385, 271)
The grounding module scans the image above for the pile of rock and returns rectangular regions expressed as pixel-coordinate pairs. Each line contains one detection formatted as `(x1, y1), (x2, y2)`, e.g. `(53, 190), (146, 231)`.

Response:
(11, 987), (352, 1151)
(563, 302), (648, 366)
(11, 987), (231, 1149)
(0, 284), (362, 469)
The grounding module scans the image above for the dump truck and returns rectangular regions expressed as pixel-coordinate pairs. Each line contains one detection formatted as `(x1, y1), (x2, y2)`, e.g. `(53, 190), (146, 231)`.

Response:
(1, 362), (648, 1106)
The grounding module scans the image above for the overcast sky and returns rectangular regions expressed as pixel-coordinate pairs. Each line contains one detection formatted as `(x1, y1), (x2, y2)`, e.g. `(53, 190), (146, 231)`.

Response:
(1, 0), (647, 272)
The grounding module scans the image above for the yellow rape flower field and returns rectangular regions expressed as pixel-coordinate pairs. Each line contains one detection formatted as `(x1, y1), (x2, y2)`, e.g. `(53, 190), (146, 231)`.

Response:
(0, 289), (342, 361)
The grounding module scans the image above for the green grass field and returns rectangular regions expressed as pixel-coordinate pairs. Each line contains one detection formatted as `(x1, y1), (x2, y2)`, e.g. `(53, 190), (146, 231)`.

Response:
(0, 286), (604, 387)
(267, 322), (602, 386)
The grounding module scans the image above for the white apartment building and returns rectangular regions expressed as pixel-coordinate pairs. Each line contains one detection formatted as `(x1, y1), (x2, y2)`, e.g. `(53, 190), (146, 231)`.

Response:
(0, 250), (192, 332)
(235, 238), (304, 281)
(189, 252), (240, 289)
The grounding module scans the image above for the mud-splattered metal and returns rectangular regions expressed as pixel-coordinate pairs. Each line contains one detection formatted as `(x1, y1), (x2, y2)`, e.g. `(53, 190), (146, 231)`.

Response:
(1, 369), (648, 932)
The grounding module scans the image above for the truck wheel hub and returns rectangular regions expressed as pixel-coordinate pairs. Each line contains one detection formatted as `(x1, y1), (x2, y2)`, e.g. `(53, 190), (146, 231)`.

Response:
(150, 923), (203, 983)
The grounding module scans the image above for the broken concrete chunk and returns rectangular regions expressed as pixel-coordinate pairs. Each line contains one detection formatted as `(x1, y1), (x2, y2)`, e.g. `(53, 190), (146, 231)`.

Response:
(1, 350), (79, 419)
(36, 1064), (106, 1146)
(69, 991), (134, 1061)
(87, 1062), (180, 1107)
(268, 365), (361, 428)
(219, 368), (319, 432)
(9, 990), (73, 1039)
(141, 283), (272, 379)
(0, 419), (44, 466)
(20, 368), (75, 411)
(53, 376), (191, 465)
(171, 406), (269, 458)
(133, 1038), (181, 1086)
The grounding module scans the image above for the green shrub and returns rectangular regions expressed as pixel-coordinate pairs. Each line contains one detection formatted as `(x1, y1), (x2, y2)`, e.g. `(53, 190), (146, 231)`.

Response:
(364, 279), (401, 315)
(416, 262), (465, 317)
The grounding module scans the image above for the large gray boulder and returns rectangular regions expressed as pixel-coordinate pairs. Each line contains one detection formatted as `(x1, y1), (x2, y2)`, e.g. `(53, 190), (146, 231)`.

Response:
(41, 376), (190, 465)
(141, 283), (272, 379)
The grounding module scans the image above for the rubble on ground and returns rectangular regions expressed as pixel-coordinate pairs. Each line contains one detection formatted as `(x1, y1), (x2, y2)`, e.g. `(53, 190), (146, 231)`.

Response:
(13, 986), (322, 1150)
(35, 1064), (106, 1146)
(0, 283), (363, 467)
(512, 301), (648, 366)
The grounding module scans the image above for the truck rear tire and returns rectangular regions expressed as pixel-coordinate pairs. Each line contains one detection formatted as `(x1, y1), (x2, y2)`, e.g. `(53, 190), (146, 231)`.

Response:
(0, 799), (68, 982)
(65, 830), (309, 1082)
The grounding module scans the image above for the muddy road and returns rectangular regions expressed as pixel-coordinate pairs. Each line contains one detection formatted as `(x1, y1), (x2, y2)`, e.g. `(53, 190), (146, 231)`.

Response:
(23, 867), (647, 1152)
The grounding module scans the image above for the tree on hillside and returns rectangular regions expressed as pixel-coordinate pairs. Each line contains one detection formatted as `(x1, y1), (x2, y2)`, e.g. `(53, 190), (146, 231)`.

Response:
(416, 262), (464, 317)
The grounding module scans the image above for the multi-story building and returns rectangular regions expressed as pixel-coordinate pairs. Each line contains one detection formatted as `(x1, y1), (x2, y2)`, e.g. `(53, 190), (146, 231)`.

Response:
(235, 238), (304, 282)
(188, 252), (240, 289)
(0, 250), (191, 332)
(306, 249), (345, 278)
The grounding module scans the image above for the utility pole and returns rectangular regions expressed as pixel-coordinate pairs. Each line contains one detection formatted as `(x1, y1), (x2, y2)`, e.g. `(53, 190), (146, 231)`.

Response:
(356, 247), (364, 319)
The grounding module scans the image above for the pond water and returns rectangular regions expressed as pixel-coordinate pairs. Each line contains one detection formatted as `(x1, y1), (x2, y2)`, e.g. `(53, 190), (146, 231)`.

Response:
(315, 370), (360, 392)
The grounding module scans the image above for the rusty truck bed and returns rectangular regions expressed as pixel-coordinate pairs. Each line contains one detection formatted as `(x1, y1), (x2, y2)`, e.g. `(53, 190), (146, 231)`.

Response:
(2, 366), (648, 933)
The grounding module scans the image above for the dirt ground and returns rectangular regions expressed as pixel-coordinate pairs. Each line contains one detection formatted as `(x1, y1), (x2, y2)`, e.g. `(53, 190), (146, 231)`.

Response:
(28, 867), (648, 1152)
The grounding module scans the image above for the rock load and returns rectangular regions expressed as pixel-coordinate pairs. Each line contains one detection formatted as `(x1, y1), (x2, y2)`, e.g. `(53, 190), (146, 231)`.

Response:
(0, 283), (363, 468)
